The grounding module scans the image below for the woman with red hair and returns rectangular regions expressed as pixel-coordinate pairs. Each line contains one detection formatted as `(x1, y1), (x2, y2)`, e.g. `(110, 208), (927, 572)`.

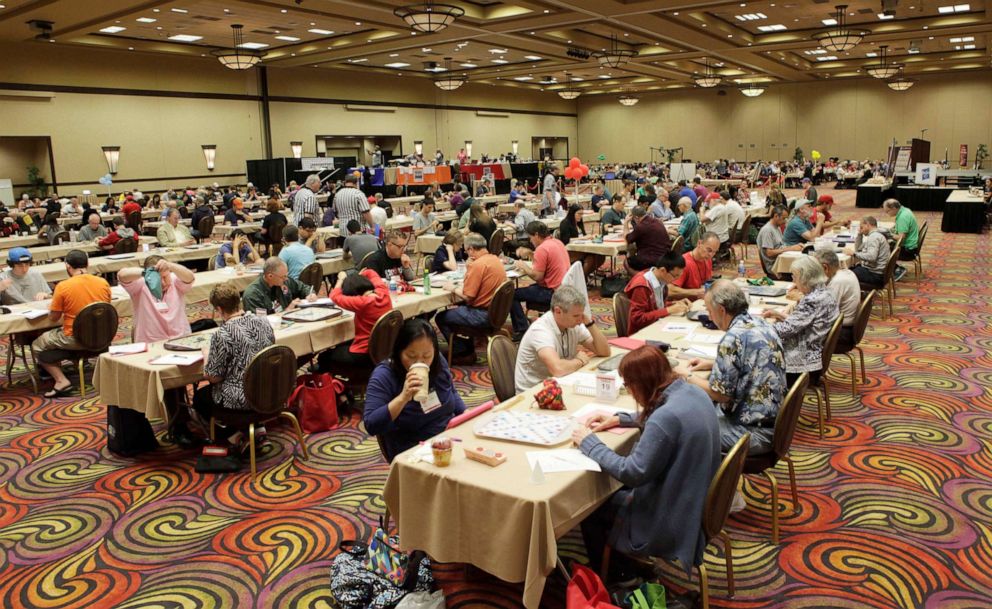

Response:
(572, 346), (720, 581)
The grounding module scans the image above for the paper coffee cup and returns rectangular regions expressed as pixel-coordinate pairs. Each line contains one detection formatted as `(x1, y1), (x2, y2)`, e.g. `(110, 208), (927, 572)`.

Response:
(411, 362), (430, 402)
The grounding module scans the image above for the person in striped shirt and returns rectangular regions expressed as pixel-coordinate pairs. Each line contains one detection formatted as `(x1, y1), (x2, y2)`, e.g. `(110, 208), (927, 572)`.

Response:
(333, 174), (372, 236)
(292, 174), (321, 224)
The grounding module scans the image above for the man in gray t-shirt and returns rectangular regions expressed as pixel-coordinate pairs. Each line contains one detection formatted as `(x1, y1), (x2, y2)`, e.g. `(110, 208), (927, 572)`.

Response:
(342, 220), (381, 268)
(0, 248), (52, 305)
(757, 205), (802, 276)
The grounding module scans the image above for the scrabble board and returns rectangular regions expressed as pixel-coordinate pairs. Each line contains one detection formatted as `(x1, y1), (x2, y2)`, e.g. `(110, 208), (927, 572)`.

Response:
(473, 411), (573, 446)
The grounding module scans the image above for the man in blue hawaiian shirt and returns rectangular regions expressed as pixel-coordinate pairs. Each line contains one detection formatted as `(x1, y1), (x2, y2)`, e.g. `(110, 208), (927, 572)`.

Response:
(681, 279), (787, 454)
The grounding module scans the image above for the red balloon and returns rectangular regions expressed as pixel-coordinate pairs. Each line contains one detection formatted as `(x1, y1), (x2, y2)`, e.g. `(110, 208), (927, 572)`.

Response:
(569, 156), (581, 169)
(563, 167), (577, 180)
(580, 164), (590, 176)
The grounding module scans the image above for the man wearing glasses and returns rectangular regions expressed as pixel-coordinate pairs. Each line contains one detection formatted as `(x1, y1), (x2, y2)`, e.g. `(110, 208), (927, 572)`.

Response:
(669, 231), (720, 300)
(360, 230), (415, 282)
(241, 257), (314, 315)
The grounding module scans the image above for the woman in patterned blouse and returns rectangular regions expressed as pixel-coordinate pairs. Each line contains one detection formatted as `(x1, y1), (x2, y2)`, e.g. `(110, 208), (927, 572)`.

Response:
(762, 256), (840, 388)
(192, 283), (275, 444)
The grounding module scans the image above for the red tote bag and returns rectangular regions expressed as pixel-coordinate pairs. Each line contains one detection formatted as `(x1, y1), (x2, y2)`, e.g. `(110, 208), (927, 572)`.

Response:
(566, 564), (621, 609)
(290, 373), (344, 433)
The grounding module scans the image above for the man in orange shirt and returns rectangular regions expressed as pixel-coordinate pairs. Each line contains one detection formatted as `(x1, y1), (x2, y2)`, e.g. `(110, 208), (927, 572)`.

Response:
(435, 232), (507, 362)
(669, 232), (720, 300)
(32, 250), (112, 397)
(510, 221), (569, 337)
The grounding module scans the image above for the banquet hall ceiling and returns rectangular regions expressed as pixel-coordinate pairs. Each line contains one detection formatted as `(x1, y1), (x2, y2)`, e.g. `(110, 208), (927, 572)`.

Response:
(1, 0), (990, 95)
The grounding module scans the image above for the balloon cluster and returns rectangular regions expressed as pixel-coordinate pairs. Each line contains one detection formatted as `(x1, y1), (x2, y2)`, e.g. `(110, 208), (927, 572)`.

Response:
(811, 150), (822, 161)
(564, 157), (589, 180)
(97, 173), (113, 186)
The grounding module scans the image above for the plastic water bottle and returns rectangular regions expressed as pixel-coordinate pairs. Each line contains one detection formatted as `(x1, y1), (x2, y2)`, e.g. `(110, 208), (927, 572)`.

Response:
(423, 270), (431, 295)
(738, 259), (746, 279)
(69, 229), (78, 242)
(389, 277), (398, 293)
(142, 243), (150, 253)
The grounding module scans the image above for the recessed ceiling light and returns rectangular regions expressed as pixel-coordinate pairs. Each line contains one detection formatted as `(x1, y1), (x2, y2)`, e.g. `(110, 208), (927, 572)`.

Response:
(492, 59), (508, 64)
(598, 74), (610, 79)
(349, 58), (368, 63)
(964, 44), (976, 49)
(128, 47), (134, 50)
(99, 26), (126, 33)
(460, 63), (477, 68)
(384, 62), (410, 68)
(938, 4), (969, 12)
(822, 18), (837, 25)
(757, 24), (787, 31)
(152, 8), (159, 12)
(421, 47), (432, 52)
(489, 48), (508, 54)
(866, 51), (877, 57)
(308, 28), (334, 35)
(389, 53), (399, 57)
(280, 9), (288, 13)
(804, 49), (827, 55)
(275, 35), (300, 42)
(816, 55), (839, 61)
(525, 55), (542, 60)
(514, 76), (533, 81)
(239, 42), (268, 49)
(170, 8), (188, 13)
(168, 34), (202, 42)
(355, 21), (362, 25)
(136, 17), (156, 23)
(735, 13), (767, 20)
(877, 13), (893, 19)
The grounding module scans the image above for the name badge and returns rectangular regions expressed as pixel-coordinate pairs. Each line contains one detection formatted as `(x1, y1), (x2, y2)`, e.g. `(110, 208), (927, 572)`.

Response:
(420, 391), (442, 413)
(154, 301), (169, 312)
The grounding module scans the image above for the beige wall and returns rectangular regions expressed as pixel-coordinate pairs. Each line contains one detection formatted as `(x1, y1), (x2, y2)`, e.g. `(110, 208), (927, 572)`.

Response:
(577, 72), (992, 164)
(0, 137), (52, 188)
(0, 42), (576, 196)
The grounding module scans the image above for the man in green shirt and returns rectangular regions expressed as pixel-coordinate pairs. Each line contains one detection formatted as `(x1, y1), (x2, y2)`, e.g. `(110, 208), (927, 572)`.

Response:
(601, 194), (627, 231)
(884, 198), (919, 260)
(241, 257), (314, 314)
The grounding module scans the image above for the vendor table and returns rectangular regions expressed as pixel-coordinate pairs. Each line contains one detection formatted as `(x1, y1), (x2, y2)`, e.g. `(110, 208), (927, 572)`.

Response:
(941, 190), (986, 234)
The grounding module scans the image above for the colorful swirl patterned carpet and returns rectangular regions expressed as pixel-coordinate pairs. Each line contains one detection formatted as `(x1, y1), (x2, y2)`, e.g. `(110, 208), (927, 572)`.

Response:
(1, 186), (991, 609)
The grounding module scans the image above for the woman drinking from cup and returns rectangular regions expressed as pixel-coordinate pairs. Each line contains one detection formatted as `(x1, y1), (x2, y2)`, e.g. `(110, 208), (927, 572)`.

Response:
(364, 319), (466, 462)
(571, 345), (720, 582)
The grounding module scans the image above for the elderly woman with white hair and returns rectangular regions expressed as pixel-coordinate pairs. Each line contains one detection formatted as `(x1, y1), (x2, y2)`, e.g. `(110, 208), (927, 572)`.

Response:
(762, 256), (840, 387)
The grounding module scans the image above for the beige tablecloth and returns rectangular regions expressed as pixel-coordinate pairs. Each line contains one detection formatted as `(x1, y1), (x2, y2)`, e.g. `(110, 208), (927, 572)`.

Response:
(30, 245), (223, 282)
(772, 250), (851, 275)
(566, 239), (627, 257)
(0, 236), (157, 263)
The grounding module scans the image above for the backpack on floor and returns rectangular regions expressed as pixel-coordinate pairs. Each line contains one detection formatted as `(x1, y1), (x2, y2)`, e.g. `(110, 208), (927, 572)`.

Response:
(600, 275), (627, 299)
(106, 405), (159, 456)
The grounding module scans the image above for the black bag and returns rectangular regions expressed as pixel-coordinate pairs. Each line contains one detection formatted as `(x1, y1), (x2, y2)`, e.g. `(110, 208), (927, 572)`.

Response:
(106, 405), (159, 456)
(330, 539), (433, 609)
(600, 274), (627, 298)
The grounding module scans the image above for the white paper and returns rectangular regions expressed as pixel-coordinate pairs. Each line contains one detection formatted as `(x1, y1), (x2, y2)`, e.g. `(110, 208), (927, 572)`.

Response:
(526, 449), (602, 473)
(683, 345), (719, 359)
(109, 342), (147, 355)
(17, 309), (48, 320)
(662, 322), (695, 333)
(561, 261), (591, 319)
(689, 333), (723, 345)
(556, 371), (623, 396)
(110, 286), (128, 299)
(571, 402), (635, 420)
(506, 270), (521, 279)
(300, 297), (333, 306)
(150, 353), (204, 366)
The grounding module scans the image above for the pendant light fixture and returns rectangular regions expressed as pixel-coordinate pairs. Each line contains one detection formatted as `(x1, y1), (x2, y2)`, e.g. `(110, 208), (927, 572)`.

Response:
(865, 45), (900, 79)
(739, 83), (766, 97)
(693, 58), (721, 88)
(557, 72), (581, 100)
(394, 2), (465, 33)
(813, 5), (870, 52)
(592, 34), (638, 68)
(213, 24), (263, 70)
(433, 57), (466, 90)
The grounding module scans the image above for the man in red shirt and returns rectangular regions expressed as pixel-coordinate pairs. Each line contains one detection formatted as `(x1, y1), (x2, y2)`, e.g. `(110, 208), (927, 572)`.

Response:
(623, 251), (691, 335)
(670, 232), (720, 299)
(511, 221), (569, 336)
(122, 196), (142, 218)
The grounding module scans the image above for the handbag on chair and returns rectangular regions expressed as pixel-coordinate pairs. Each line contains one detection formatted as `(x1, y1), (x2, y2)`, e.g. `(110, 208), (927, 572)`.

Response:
(290, 373), (344, 433)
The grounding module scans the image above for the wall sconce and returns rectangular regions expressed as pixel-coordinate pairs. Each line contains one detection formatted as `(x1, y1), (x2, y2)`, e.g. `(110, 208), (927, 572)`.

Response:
(201, 145), (217, 171)
(414, 140), (424, 156)
(291, 141), (303, 159)
(512, 140), (519, 155)
(101, 146), (120, 175)
(465, 140), (473, 159)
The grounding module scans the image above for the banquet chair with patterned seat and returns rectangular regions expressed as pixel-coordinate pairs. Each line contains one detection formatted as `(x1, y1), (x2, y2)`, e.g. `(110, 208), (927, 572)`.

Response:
(443, 280), (514, 363)
(832, 291), (876, 396)
(487, 335), (517, 402)
(208, 344), (309, 478)
(743, 372), (808, 544)
(600, 434), (750, 609)
(911, 221), (928, 287)
(333, 309), (403, 400)
(805, 314), (844, 439)
(612, 292), (631, 338)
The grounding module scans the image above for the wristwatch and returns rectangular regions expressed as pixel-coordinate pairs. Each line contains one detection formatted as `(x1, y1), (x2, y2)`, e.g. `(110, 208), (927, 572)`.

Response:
(584, 321), (596, 328)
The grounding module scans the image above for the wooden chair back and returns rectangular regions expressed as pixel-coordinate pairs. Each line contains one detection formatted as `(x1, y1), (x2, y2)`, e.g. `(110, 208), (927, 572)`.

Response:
(243, 345), (297, 415)
(298, 262), (324, 295)
(916, 221), (928, 253)
(882, 246), (901, 284)
(368, 309), (403, 364)
(488, 230), (504, 255)
(670, 234), (684, 253)
(72, 302), (119, 352)
(114, 237), (138, 253)
(487, 280), (515, 330)
(613, 292), (631, 338)
(820, 313), (845, 374)
(268, 221), (286, 256)
(197, 215), (215, 239)
(772, 372), (809, 461)
(487, 335), (518, 402)
(737, 214), (752, 244)
(702, 433), (749, 543)
(422, 254), (434, 275)
(852, 290), (876, 345)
